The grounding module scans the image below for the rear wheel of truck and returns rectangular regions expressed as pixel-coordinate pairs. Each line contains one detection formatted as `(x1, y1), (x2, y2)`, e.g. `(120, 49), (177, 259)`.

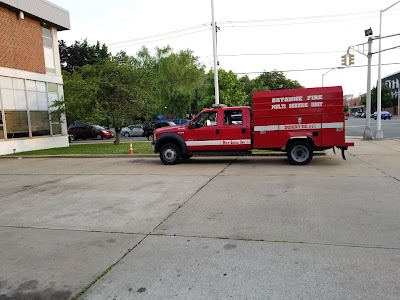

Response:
(287, 141), (313, 165)
(160, 143), (181, 165)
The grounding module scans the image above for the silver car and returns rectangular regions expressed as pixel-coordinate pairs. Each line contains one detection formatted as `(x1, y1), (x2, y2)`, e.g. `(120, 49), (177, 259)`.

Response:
(120, 125), (144, 137)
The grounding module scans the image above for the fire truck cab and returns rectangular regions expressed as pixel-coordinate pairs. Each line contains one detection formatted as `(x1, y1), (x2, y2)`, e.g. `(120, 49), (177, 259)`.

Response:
(153, 86), (354, 165)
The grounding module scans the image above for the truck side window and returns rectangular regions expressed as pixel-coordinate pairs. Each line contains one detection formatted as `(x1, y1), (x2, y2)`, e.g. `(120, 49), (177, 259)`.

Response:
(224, 110), (243, 125)
(193, 111), (217, 127)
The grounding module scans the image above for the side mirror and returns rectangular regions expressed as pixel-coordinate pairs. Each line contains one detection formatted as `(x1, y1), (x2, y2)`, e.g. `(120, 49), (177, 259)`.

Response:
(188, 121), (195, 129)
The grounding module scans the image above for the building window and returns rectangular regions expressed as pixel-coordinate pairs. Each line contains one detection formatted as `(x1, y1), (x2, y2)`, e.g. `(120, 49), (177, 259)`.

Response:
(4, 111), (29, 139)
(50, 111), (61, 135)
(30, 111), (50, 136)
(42, 27), (55, 74)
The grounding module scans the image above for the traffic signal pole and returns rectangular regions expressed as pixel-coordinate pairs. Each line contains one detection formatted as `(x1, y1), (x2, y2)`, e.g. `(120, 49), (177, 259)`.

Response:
(364, 37), (373, 140)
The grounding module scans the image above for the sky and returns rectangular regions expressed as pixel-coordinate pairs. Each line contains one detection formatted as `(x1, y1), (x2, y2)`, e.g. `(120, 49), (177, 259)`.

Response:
(50, 0), (400, 98)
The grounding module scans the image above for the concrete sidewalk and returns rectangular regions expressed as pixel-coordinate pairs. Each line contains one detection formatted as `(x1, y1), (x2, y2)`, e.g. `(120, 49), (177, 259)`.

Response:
(0, 138), (399, 300)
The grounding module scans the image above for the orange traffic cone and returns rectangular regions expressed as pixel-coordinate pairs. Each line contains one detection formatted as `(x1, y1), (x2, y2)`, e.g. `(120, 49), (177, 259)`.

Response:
(129, 142), (134, 154)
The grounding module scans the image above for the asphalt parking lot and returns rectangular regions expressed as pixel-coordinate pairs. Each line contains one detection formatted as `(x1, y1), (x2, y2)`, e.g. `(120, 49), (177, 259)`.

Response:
(1, 138), (400, 299)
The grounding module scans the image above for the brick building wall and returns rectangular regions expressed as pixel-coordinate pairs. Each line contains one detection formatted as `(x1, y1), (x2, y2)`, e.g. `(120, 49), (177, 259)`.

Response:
(0, 5), (45, 73)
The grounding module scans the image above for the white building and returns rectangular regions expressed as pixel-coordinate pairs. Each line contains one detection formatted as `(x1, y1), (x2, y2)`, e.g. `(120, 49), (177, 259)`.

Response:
(0, 0), (70, 155)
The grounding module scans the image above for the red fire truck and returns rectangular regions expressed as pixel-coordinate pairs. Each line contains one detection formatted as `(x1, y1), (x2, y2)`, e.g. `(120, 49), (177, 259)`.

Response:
(152, 86), (354, 165)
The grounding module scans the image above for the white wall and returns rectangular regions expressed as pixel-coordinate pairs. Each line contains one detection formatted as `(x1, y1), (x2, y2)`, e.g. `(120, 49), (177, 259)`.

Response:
(0, 135), (69, 155)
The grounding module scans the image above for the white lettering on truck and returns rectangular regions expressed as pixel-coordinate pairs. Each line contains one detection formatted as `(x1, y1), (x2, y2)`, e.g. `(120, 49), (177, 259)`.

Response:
(271, 94), (324, 109)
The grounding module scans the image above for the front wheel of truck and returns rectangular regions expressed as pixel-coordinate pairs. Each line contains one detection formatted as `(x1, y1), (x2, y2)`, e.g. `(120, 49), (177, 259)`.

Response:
(287, 141), (313, 165)
(160, 143), (181, 165)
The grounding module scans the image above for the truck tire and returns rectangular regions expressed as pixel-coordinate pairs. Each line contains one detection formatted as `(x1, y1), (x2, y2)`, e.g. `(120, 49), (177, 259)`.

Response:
(160, 143), (181, 165)
(287, 141), (313, 165)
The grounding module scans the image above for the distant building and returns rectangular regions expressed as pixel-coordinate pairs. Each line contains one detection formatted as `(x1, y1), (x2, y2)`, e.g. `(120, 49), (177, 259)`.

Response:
(0, 0), (70, 155)
(344, 94), (364, 115)
(382, 71), (400, 99)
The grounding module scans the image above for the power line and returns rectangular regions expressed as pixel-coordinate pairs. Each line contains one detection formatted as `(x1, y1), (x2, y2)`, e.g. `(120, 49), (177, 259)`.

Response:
(218, 10), (379, 24)
(218, 10), (400, 27)
(108, 23), (209, 46)
(220, 13), (400, 29)
(215, 50), (345, 57)
(234, 62), (400, 75)
(109, 28), (210, 49)
(106, 9), (400, 51)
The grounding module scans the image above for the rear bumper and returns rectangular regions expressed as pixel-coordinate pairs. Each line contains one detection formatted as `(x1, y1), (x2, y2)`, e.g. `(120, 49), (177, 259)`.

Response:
(343, 142), (354, 147)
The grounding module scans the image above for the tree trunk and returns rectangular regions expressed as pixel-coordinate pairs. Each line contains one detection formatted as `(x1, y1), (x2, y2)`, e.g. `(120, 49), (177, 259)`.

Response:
(114, 125), (121, 145)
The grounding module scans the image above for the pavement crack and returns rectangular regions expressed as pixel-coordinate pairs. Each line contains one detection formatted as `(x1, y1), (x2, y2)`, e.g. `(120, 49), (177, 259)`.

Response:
(71, 235), (148, 300)
(150, 159), (238, 233)
(355, 155), (400, 182)
(0, 224), (149, 236)
(147, 233), (400, 251)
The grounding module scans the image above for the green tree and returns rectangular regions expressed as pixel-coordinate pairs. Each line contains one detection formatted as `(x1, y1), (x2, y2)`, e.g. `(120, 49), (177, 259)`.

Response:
(59, 39), (110, 72)
(87, 61), (153, 144)
(361, 84), (396, 111)
(123, 46), (206, 118)
(156, 47), (206, 117)
(62, 70), (104, 125)
(199, 69), (247, 109)
(61, 61), (153, 144)
(239, 71), (303, 105)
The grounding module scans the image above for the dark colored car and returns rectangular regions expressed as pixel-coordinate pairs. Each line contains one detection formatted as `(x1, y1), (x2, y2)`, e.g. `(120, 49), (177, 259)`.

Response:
(165, 118), (190, 125)
(68, 123), (115, 140)
(142, 121), (176, 140)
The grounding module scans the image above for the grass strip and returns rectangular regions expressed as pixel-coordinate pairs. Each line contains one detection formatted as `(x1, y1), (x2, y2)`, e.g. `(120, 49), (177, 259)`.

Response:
(9, 142), (154, 156)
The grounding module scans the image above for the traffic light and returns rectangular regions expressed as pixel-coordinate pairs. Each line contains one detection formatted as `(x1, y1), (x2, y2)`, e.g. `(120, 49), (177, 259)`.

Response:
(341, 54), (348, 66)
(348, 53), (355, 65)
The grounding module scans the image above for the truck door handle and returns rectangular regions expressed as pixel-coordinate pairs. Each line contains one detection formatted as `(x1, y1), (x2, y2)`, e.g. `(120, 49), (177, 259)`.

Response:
(242, 128), (246, 134)
(216, 129), (220, 134)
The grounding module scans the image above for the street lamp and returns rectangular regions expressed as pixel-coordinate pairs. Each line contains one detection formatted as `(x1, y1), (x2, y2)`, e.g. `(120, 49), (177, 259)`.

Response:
(211, 0), (220, 106)
(376, 0), (400, 139)
(321, 67), (343, 87)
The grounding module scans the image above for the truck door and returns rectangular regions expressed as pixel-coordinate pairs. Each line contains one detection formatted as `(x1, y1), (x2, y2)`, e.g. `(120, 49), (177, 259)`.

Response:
(186, 110), (219, 151)
(221, 109), (252, 150)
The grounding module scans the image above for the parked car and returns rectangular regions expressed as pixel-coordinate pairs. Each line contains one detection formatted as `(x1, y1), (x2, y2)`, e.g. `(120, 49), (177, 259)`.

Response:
(68, 123), (115, 140)
(373, 111), (392, 120)
(165, 118), (190, 125)
(120, 124), (144, 137)
(354, 111), (364, 118)
(142, 120), (176, 140)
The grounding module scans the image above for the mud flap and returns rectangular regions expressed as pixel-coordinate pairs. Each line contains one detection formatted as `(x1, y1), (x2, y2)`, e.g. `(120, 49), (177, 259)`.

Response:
(337, 146), (348, 160)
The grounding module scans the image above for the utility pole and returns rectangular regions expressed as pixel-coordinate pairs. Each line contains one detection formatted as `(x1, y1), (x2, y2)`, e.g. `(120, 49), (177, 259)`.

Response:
(364, 37), (373, 140)
(211, 0), (220, 106)
(347, 28), (374, 139)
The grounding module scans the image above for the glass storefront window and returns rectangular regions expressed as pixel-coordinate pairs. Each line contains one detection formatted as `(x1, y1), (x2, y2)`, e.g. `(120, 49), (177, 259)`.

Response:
(4, 111), (29, 139)
(1, 78), (64, 140)
(50, 111), (61, 135)
(30, 111), (50, 136)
